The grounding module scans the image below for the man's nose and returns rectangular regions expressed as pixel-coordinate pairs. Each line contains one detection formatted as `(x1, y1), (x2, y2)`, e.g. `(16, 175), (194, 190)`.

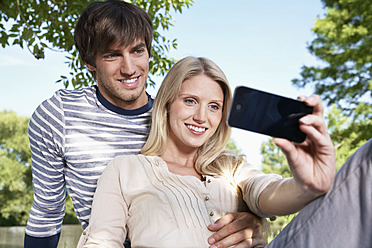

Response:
(120, 56), (136, 76)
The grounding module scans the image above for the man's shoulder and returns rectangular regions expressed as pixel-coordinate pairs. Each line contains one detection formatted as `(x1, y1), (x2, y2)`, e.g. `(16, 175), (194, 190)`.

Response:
(31, 86), (97, 119)
(54, 86), (96, 101)
(39, 86), (97, 109)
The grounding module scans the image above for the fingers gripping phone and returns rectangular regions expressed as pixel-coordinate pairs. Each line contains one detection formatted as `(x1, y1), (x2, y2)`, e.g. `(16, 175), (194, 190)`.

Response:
(227, 86), (313, 143)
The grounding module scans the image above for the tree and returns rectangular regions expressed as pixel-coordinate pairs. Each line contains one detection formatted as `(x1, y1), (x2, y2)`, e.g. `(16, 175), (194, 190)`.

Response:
(226, 138), (242, 154)
(0, 110), (79, 225)
(292, 0), (372, 141)
(0, 0), (194, 89)
(261, 139), (291, 178)
(326, 104), (371, 169)
(261, 104), (370, 242)
(0, 110), (32, 225)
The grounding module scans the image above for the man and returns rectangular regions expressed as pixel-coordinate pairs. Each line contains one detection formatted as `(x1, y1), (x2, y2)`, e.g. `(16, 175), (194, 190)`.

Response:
(24, 1), (265, 247)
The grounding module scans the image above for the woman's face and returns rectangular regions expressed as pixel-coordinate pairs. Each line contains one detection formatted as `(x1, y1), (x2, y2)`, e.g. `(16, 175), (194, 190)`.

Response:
(167, 74), (224, 152)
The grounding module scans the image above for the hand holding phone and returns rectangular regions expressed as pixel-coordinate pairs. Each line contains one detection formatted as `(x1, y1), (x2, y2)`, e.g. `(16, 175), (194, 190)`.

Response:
(227, 86), (313, 143)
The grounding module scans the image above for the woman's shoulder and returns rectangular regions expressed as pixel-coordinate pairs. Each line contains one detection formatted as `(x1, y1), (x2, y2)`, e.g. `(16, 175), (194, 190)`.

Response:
(110, 154), (161, 171)
(107, 155), (162, 187)
(112, 154), (157, 162)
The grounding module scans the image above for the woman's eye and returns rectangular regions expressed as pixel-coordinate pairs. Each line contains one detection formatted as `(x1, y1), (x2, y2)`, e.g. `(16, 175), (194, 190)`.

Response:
(209, 104), (219, 110)
(185, 99), (195, 104)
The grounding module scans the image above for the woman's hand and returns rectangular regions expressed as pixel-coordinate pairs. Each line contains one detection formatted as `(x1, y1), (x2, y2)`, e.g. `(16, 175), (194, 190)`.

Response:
(273, 94), (336, 199)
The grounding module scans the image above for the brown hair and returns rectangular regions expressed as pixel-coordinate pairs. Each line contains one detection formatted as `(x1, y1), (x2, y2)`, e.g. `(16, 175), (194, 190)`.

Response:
(74, 0), (153, 77)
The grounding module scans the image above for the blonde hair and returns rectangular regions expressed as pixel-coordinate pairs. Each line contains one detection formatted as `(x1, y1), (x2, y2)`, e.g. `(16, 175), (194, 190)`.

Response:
(141, 56), (245, 176)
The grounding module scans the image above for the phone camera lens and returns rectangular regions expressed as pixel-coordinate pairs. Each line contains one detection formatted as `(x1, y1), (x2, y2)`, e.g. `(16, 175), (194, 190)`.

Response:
(236, 104), (242, 111)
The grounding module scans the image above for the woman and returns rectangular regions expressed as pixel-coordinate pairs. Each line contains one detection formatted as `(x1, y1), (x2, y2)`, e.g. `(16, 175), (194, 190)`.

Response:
(79, 56), (278, 247)
(79, 56), (370, 247)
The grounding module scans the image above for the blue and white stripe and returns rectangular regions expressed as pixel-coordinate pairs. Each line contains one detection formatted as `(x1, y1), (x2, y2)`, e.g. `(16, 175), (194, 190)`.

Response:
(26, 86), (152, 237)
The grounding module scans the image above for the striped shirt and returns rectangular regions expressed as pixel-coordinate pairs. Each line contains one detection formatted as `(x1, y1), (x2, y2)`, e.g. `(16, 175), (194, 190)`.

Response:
(25, 86), (153, 237)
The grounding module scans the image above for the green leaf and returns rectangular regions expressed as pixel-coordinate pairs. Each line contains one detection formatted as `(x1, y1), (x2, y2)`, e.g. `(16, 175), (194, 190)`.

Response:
(293, 0), (372, 141)
(1, 0), (194, 89)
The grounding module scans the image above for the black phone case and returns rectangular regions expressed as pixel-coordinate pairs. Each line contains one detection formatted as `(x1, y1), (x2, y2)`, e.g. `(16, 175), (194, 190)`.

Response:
(228, 86), (313, 143)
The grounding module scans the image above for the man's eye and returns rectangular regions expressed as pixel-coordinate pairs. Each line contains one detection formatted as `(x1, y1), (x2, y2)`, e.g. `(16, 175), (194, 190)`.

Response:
(104, 54), (117, 58)
(135, 49), (145, 54)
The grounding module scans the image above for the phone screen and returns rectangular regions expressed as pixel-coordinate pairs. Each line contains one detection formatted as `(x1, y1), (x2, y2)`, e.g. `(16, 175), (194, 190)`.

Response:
(227, 86), (313, 143)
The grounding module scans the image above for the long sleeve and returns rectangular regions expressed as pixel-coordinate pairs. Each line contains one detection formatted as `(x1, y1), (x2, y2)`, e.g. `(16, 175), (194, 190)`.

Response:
(25, 92), (67, 240)
(80, 158), (129, 248)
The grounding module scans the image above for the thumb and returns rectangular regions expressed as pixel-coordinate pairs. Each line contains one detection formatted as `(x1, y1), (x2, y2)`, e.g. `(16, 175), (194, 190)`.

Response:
(273, 138), (296, 161)
(208, 214), (233, 231)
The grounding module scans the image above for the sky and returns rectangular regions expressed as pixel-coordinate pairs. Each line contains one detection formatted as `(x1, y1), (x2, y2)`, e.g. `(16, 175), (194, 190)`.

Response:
(0, 0), (325, 167)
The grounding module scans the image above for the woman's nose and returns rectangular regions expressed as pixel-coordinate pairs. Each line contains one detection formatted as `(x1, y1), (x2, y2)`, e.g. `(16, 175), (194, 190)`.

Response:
(193, 106), (207, 123)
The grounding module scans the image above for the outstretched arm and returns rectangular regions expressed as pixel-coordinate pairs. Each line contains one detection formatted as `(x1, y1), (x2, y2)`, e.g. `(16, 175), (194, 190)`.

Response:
(258, 95), (336, 216)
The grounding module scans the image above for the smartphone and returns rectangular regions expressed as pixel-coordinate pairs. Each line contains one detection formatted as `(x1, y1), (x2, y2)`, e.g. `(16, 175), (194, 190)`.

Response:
(227, 86), (313, 143)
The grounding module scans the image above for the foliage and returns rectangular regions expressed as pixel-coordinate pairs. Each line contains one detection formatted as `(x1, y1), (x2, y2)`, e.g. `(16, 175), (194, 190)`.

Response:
(261, 104), (370, 242)
(292, 0), (372, 139)
(261, 103), (371, 173)
(0, 110), (78, 226)
(326, 104), (371, 169)
(63, 195), (80, 224)
(283, 1), (372, 235)
(267, 214), (296, 243)
(0, 0), (194, 89)
(0, 110), (32, 225)
(261, 140), (291, 178)
(226, 139), (242, 154)
(285, 1), (372, 237)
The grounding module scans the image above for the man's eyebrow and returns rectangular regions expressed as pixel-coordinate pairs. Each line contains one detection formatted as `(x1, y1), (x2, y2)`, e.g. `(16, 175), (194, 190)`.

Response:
(102, 48), (120, 54)
(103, 42), (146, 54)
(131, 42), (146, 50)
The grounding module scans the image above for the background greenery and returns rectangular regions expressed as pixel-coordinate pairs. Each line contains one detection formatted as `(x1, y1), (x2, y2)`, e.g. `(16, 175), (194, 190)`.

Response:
(0, 0), (371, 243)
(0, 0), (193, 88)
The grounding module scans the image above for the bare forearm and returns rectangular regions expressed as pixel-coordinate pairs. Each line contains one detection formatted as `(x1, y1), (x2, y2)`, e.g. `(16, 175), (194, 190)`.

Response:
(258, 178), (317, 216)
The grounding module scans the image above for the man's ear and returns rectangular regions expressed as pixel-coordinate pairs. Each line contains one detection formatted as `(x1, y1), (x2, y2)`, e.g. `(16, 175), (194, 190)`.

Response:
(84, 61), (96, 72)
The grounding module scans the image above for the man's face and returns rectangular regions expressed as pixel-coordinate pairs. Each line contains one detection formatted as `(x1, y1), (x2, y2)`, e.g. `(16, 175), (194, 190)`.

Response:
(87, 39), (150, 110)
